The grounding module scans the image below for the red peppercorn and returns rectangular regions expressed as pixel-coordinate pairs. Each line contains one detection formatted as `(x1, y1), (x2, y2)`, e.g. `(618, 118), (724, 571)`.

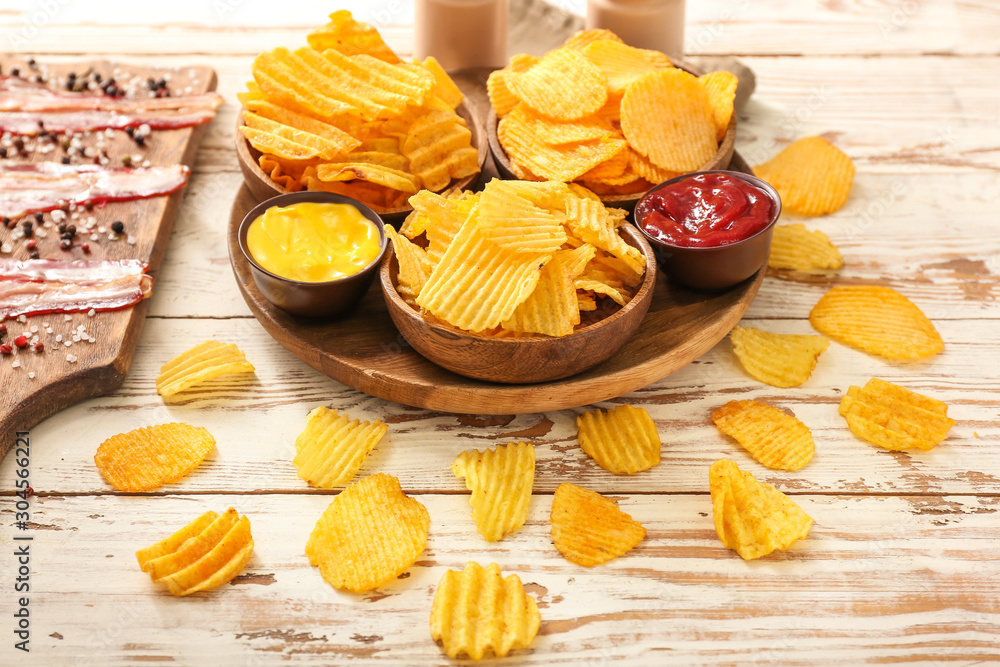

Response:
(0, 323), (6, 336)
(14, 334), (28, 348)
(0, 344), (12, 355)
(81, 242), (91, 253)
(33, 341), (44, 352)
(26, 239), (37, 250)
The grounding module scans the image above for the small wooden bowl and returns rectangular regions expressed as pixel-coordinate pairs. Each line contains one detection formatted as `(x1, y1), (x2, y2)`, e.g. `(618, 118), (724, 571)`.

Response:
(235, 99), (489, 225)
(379, 224), (657, 384)
(487, 60), (736, 212)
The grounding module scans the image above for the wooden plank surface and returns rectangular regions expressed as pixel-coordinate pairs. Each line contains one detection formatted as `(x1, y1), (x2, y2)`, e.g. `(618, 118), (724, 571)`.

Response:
(1, 1), (998, 664)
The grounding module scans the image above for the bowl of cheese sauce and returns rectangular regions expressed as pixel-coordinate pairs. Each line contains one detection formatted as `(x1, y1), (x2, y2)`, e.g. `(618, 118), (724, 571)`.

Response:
(238, 192), (387, 318)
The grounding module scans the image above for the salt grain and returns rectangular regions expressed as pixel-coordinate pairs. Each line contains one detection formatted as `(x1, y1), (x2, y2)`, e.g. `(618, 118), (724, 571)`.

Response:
(27, 372), (35, 380)
(87, 309), (96, 317)
(64, 341), (72, 347)
(55, 334), (63, 342)
(66, 354), (77, 363)
(11, 360), (20, 368)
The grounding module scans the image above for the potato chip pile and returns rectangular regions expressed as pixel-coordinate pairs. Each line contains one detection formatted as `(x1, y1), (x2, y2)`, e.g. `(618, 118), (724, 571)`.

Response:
(156, 340), (255, 398)
(94, 422), (215, 492)
(239, 11), (480, 210)
(136, 508), (254, 596)
(393, 179), (645, 336)
(489, 29), (736, 194)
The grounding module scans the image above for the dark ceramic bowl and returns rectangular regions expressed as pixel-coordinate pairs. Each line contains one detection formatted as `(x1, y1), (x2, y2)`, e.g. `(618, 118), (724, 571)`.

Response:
(634, 170), (781, 290)
(238, 191), (387, 319)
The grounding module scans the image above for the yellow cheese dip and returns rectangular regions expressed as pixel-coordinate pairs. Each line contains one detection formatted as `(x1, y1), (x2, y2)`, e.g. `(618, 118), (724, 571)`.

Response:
(246, 202), (382, 283)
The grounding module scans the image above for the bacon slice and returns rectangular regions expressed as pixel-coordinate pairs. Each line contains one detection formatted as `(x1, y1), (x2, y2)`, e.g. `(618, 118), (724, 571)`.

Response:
(0, 76), (223, 134)
(0, 259), (152, 320)
(0, 163), (190, 220)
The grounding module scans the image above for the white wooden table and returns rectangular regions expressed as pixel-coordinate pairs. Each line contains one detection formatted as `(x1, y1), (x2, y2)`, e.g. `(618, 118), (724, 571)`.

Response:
(2, 1), (999, 664)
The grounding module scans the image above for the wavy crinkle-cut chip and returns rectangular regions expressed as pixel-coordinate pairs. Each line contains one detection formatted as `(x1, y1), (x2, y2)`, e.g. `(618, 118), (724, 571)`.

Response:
(301, 173), (408, 209)
(420, 56), (463, 108)
(730, 325), (830, 388)
(562, 28), (625, 51)
(156, 340), (256, 398)
(506, 47), (608, 121)
(451, 442), (535, 542)
(430, 562), (540, 660)
(589, 248), (644, 288)
(316, 161), (421, 193)
(839, 378), (955, 451)
(386, 226), (434, 303)
(753, 136), (855, 215)
(809, 285), (943, 359)
(307, 10), (400, 63)
(621, 69), (717, 173)
(564, 196), (645, 275)
(498, 111), (628, 182)
(136, 508), (254, 596)
(502, 245), (594, 336)
(402, 110), (477, 192)
(699, 71), (737, 142)
(769, 223), (844, 272)
(243, 108), (360, 158)
(574, 278), (627, 306)
(477, 180), (567, 253)
(292, 407), (388, 489)
(550, 482), (646, 566)
(95, 423), (216, 492)
(315, 48), (433, 116)
(243, 97), (367, 140)
(581, 39), (673, 94)
(577, 404), (661, 475)
(712, 400), (815, 471)
(415, 207), (550, 333)
(409, 191), (479, 264)
(487, 54), (540, 117)
(628, 148), (680, 185)
(250, 50), (358, 120)
(306, 473), (429, 592)
(710, 459), (812, 560)
(258, 154), (305, 191)
(508, 104), (613, 146)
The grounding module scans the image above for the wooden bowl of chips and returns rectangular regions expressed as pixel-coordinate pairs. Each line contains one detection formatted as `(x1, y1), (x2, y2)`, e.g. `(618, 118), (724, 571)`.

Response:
(235, 99), (488, 224)
(487, 57), (737, 212)
(379, 223), (657, 385)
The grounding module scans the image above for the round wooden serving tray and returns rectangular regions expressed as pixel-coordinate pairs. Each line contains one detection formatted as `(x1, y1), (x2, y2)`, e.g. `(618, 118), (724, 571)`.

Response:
(235, 99), (489, 224)
(227, 152), (764, 415)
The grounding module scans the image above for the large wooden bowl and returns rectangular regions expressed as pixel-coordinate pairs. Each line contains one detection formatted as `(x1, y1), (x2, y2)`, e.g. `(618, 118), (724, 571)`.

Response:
(380, 224), (657, 384)
(235, 99), (489, 224)
(487, 59), (736, 212)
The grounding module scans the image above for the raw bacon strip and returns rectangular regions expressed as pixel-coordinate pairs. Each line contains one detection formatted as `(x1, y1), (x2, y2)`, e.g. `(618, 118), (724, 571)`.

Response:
(0, 259), (152, 320)
(0, 76), (224, 114)
(0, 108), (219, 135)
(0, 163), (189, 220)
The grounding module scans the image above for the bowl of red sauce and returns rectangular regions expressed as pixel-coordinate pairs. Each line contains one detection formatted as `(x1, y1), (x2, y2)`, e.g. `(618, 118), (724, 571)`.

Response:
(634, 171), (781, 290)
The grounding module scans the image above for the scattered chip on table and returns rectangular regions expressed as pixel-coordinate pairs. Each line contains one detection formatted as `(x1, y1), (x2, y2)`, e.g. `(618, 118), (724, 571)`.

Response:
(94, 423), (215, 492)
(709, 459), (813, 560)
(305, 473), (429, 592)
(753, 136), (855, 216)
(576, 404), (661, 474)
(550, 482), (645, 566)
(839, 378), (955, 451)
(136, 508), (254, 596)
(430, 561), (540, 660)
(768, 224), (844, 272)
(712, 400), (815, 471)
(809, 285), (943, 359)
(292, 406), (388, 489)
(451, 442), (535, 542)
(156, 340), (255, 398)
(730, 325), (830, 388)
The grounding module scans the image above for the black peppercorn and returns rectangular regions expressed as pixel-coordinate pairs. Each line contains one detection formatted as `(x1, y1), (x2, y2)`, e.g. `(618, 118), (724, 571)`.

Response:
(111, 220), (125, 234)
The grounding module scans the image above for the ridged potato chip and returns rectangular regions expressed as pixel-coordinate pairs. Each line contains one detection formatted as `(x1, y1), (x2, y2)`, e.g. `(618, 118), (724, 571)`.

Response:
(710, 459), (813, 560)
(95, 423), (215, 492)
(508, 104), (613, 145)
(156, 340), (255, 398)
(628, 148), (679, 185)
(581, 39), (672, 94)
(306, 473), (429, 592)
(809, 285), (943, 359)
(550, 482), (646, 566)
(430, 562), (540, 660)
(487, 54), (540, 117)
(577, 404), (661, 474)
(293, 407), (388, 489)
(730, 326), (830, 388)
(421, 56), (463, 109)
(409, 190), (478, 264)
(386, 226), (434, 303)
(307, 10), (400, 63)
(478, 179), (567, 253)
(712, 400), (815, 471)
(768, 223), (844, 272)
(839, 378), (955, 451)
(136, 508), (254, 596)
(564, 196), (644, 275)
(502, 244), (595, 336)
(506, 47), (608, 121)
(562, 28), (625, 51)
(699, 71), (737, 142)
(753, 136), (855, 215)
(316, 161), (421, 193)
(621, 69), (717, 172)
(451, 442), (535, 542)
(242, 110), (358, 160)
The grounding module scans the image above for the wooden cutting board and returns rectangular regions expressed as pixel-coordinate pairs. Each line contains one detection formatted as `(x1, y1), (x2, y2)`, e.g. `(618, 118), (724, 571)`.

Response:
(0, 58), (218, 460)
